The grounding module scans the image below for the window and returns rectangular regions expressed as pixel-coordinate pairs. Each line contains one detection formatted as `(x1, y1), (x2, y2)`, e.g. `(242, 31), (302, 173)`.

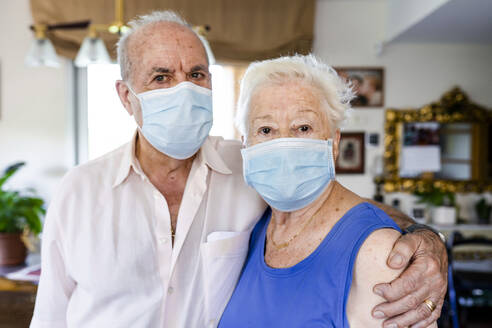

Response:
(80, 63), (242, 162)
(87, 64), (135, 160)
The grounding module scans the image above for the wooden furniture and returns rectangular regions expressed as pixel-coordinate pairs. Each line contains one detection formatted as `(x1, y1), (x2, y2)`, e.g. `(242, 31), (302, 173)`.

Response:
(0, 276), (37, 328)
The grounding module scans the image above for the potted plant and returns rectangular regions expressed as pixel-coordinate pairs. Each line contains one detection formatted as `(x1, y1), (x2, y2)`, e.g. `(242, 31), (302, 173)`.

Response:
(414, 186), (456, 226)
(475, 198), (491, 225)
(0, 162), (44, 266)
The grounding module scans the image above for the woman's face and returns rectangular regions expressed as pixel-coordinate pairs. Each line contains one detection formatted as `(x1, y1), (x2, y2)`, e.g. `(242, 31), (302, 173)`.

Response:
(246, 80), (340, 158)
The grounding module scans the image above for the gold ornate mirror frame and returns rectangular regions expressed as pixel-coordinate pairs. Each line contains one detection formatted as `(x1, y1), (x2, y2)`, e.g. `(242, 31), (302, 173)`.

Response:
(382, 87), (492, 193)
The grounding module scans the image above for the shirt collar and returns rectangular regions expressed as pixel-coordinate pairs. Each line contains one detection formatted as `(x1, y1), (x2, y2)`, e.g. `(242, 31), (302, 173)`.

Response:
(113, 133), (232, 188)
(198, 137), (232, 175)
(112, 131), (144, 188)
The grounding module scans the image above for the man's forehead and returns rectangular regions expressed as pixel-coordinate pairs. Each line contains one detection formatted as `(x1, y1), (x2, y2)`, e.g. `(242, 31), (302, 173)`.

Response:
(128, 22), (208, 71)
(130, 22), (204, 54)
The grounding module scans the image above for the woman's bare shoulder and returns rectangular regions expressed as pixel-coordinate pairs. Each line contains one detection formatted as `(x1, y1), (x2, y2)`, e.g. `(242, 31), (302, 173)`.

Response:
(331, 181), (367, 212)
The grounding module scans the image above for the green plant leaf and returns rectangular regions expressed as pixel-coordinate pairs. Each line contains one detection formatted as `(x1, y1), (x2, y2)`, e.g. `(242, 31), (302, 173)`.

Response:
(0, 162), (44, 235)
(0, 162), (25, 189)
(413, 186), (455, 207)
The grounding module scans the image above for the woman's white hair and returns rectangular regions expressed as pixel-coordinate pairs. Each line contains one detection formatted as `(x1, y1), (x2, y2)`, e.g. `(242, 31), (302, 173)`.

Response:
(116, 11), (195, 83)
(235, 54), (355, 138)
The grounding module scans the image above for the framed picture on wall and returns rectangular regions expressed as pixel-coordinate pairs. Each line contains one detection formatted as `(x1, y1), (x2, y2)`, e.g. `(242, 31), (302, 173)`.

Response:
(336, 132), (365, 174)
(334, 67), (384, 107)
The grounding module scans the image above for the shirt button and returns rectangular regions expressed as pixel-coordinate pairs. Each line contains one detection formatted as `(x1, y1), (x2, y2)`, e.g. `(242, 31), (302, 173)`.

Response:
(158, 237), (168, 244)
(168, 286), (174, 294)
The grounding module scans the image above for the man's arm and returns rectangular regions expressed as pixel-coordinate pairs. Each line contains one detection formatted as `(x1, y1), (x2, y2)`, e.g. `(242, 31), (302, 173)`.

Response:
(30, 206), (75, 328)
(366, 199), (448, 328)
(366, 199), (414, 230)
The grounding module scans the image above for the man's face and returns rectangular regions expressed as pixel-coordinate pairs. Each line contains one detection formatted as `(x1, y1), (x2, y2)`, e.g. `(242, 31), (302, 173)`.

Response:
(116, 22), (211, 126)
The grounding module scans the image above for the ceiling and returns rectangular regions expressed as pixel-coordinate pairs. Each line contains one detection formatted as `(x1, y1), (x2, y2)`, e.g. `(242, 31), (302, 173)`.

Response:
(392, 0), (492, 43)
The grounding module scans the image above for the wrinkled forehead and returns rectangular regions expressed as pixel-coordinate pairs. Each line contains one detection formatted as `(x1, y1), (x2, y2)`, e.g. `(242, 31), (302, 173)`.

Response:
(127, 22), (208, 76)
(249, 79), (325, 116)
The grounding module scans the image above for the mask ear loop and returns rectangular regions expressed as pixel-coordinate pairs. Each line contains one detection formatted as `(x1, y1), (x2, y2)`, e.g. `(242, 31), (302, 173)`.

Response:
(126, 82), (138, 99)
(125, 82), (145, 133)
(241, 135), (248, 148)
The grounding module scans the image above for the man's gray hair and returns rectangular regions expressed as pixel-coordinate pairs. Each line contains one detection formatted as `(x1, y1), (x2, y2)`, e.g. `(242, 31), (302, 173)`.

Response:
(235, 54), (355, 139)
(116, 11), (192, 83)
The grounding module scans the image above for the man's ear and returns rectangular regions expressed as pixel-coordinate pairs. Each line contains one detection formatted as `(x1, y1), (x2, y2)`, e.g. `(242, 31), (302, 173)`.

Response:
(115, 80), (134, 116)
(333, 129), (341, 162)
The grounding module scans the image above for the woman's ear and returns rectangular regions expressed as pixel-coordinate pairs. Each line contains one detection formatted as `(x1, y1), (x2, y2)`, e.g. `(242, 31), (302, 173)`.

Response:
(333, 129), (341, 162)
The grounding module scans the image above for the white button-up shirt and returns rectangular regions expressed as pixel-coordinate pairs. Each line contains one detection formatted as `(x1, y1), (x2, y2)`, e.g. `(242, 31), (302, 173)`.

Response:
(30, 135), (266, 328)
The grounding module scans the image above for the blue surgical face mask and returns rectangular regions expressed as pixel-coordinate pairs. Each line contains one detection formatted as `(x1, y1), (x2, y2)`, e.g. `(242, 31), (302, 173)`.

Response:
(241, 138), (336, 212)
(130, 81), (213, 159)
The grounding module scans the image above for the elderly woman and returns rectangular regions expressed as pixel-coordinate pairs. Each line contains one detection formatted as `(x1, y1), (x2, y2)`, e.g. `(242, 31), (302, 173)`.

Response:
(218, 55), (438, 327)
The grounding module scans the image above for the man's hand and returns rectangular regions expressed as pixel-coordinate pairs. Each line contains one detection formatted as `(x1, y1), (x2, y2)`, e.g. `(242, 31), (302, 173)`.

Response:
(371, 230), (448, 328)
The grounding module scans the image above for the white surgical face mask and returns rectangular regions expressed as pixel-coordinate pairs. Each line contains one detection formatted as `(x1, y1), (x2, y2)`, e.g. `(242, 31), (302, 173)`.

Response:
(241, 138), (336, 212)
(130, 81), (213, 159)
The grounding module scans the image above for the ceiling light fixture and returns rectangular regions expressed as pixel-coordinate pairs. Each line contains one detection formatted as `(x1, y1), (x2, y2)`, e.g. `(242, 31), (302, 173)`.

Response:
(26, 0), (215, 68)
(25, 24), (61, 67)
(26, 0), (130, 68)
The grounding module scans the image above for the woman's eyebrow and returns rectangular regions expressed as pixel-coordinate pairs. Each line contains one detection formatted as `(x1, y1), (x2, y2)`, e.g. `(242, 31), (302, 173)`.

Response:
(252, 115), (273, 124)
(297, 109), (320, 117)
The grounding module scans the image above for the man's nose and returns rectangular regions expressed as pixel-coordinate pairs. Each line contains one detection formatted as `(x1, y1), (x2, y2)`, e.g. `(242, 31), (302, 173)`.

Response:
(169, 72), (188, 87)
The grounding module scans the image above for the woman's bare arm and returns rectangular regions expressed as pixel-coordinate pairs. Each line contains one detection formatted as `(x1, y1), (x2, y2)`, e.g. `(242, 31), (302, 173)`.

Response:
(346, 228), (402, 327)
(364, 199), (447, 327)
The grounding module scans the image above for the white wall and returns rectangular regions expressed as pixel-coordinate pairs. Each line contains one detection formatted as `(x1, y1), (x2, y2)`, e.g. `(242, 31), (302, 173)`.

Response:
(313, 0), (492, 221)
(386, 0), (450, 41)
(0, 0), (74, 203)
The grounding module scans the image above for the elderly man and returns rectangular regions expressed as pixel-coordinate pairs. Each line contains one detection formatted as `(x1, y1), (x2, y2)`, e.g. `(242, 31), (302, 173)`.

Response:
(31, 10), (447, 328)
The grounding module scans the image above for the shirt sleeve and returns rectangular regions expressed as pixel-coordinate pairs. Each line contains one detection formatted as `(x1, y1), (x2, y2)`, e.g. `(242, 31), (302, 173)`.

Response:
(30, 203), (76, 328)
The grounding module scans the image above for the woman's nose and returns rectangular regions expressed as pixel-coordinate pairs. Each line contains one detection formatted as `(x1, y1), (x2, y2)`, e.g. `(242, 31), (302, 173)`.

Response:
(277, 129), (291, 139)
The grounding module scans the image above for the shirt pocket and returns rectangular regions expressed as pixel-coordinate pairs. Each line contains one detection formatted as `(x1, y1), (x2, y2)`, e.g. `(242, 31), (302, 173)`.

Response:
(200, 229), (251, 327)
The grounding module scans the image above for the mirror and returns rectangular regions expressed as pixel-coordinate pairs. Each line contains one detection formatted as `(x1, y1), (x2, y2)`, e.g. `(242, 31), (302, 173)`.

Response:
(383, 88), (492, 193)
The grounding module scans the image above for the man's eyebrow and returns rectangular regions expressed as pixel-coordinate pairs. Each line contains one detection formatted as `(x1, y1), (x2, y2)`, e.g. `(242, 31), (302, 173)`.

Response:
(189, 64), (208, 72)
(149, 67), (173, 75)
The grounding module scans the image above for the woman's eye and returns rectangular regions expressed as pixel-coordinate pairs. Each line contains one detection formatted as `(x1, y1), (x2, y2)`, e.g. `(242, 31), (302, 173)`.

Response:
(299, 125), (311, 132)
(260, 127), (271, 135)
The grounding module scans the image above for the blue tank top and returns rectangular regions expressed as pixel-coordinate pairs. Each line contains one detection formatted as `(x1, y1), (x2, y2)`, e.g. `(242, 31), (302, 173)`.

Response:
(218, 202), (401, 328)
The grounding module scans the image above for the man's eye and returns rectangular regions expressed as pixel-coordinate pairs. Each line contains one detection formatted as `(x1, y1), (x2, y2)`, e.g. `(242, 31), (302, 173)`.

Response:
(260, 127), (271, 135)
(155, 75), (165, 82)
(191, 72), (205, 79)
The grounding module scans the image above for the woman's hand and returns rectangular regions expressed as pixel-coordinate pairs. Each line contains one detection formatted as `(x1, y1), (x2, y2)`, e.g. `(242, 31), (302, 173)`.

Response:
(371, 230), (448, 328)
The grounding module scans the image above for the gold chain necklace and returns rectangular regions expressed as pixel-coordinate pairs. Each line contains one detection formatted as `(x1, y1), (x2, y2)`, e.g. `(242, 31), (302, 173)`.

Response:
(268, 183), (336, 250)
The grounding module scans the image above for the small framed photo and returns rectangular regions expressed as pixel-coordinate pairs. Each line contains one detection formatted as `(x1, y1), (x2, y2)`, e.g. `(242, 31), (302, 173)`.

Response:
(412, 207), (428, 224)
(336, 132), (365, 174)
(334, 67), (384, 107)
